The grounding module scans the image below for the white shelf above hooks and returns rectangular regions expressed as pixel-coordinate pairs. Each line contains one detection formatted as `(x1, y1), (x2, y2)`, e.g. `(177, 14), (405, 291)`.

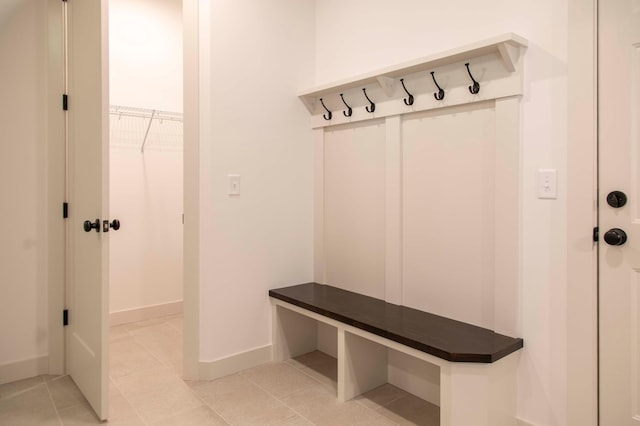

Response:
(298, 33), (528, 116)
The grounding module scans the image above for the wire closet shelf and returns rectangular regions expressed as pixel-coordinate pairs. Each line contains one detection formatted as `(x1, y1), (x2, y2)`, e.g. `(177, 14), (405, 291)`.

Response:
(109, 105), (183, 153)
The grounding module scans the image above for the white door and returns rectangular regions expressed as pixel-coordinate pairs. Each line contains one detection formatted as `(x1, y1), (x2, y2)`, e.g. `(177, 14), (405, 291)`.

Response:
(599, 0), (640, 424)
(66, 0), (110, 420)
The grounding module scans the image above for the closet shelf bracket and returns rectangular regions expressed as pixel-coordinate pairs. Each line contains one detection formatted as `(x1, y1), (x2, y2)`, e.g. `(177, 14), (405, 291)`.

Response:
(140, 110), (157, 153)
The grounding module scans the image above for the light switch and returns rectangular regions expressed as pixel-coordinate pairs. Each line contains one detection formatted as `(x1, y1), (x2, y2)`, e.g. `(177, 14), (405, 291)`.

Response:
(537, 169), (557, 199)
(228, 174), (240, 195)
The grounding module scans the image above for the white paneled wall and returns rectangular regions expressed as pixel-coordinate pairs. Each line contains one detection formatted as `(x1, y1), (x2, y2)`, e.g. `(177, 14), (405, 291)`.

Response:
(319, 100), (518, 332)
(324, 121), (386, 299)
(402, 103), (496, 329)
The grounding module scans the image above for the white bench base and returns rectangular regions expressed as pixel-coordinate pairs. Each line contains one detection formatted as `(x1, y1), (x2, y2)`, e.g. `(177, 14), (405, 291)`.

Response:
(271, 299), (519, 426)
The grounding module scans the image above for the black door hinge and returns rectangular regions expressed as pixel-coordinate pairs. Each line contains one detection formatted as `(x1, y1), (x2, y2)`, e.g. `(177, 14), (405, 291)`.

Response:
(63, 309), (69, 326)
(593, 226), (599, 242)
(63, 202), (69, 219)
(62, 94), (68, 111)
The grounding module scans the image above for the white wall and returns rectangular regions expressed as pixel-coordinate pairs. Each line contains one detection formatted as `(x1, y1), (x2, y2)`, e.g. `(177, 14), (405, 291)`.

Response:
(109, 0), (183, 316)
(315, 1), (571, 424)
(109, 0), (183, 112)
(0, 0), (48, 379)
(198, 0), (315, 362)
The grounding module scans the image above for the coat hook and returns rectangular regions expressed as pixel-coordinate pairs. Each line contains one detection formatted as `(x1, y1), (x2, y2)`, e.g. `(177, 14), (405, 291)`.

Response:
(430, 71), (445, 101)
(362, 88), (375, 113)
(320, 98), (332, 120)
(465, 62), (480, 94)
(340, 93), (353, 117)
(400, 78), (414, 106)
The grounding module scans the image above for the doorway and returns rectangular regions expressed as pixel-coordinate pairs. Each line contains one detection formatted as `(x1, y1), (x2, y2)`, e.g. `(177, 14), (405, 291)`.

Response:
(107, 0), (185, 373)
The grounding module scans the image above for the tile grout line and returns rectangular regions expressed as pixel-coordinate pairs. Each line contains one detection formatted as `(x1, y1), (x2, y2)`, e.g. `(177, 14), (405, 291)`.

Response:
(286, 356), (413, 417)
(43, 378), (65, 426)
(240, 362), (393, 425)
(184, 382), (232, 425)
(109, 375), (150, 426)
(273, 359), (404, 424)
(109, 325), (156, 426)
(239, 373), (317, 425)
(125, 321), (182, 372)
(110, 317), (188, 425)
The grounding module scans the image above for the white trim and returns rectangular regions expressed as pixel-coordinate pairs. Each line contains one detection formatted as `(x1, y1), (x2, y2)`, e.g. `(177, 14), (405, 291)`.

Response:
(182, 0), (203, 381)
(198, 345), (272, 381)
(46, 0), (66, 377)
(313, 128), (325, 283)
(0, 356), (49, 385)
(109, 301), (183, 326)
(566, 0), (598, 424)
(384, 115), (402, 305)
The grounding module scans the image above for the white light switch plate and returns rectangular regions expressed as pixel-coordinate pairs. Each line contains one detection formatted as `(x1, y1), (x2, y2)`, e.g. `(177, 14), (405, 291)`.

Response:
(228, 174), (240, 195)
(537, 169), (557, 199)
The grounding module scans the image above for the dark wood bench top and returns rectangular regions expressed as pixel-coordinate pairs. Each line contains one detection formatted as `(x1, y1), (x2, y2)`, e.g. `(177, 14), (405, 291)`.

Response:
(270, 282), (523, 363)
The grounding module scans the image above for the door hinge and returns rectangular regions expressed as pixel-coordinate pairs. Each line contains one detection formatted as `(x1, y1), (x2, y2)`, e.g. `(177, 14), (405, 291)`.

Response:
(63, 309), (69, 326)
(593, 226), (599, 242)
(62, 94), (68, 111)
(63, 202), (68, 219)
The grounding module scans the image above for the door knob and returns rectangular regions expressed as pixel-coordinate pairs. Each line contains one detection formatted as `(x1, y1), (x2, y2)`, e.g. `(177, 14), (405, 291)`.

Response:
(83, 219), (100, 233)
(102, 219), (121, 232)
(607, 191), (627, 208)
(604, 228), (627, 246)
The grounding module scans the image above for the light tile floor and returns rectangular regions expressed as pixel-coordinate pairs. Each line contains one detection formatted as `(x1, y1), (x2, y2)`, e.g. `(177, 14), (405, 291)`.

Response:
(0, 315), (439, 425)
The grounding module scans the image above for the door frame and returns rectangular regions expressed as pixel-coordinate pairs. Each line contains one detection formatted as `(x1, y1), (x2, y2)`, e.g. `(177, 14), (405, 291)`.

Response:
(46, 0), (201, 380)
(566, 0), (598, 424)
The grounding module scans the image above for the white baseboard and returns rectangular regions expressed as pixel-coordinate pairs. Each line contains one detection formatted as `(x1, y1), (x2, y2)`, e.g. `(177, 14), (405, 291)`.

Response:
(198, 345), (272, 381)
(0, 355), (48, 385)
(110, 300), (183, 326)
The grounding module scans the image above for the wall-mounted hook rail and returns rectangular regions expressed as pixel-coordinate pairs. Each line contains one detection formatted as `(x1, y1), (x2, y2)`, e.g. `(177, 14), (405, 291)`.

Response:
(430, 71), (445, 100)
(400, 78), (414, 106)
(340, 93), (353, 117)
(465, 62), (480, 94)
(362, 88), (375, 113)
(320, 98), (332, 120)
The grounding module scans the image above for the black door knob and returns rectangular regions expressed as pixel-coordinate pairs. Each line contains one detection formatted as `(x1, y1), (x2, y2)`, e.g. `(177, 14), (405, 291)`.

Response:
(604, 228), (627, 246)
(102, 219), (121, 232)
(83, 219), (100, 233)
(607, 191), (627, 208)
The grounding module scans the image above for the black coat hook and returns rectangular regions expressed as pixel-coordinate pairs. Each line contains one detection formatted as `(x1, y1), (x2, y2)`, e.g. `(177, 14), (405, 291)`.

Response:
(320, 98), (332, 120)
(465, 62), (480, 94)
(400, 78), (414, 106)
(340, 93), (353, 117)
(362, 88), (375, 113)
(430, 71), (445, 101)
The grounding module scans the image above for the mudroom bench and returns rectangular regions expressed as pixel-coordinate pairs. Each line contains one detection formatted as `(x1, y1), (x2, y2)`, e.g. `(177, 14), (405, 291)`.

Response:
(269, 282), (523, 426)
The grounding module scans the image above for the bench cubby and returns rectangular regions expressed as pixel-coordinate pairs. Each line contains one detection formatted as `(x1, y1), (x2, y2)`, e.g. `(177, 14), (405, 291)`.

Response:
(270, 282), (523, 426)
